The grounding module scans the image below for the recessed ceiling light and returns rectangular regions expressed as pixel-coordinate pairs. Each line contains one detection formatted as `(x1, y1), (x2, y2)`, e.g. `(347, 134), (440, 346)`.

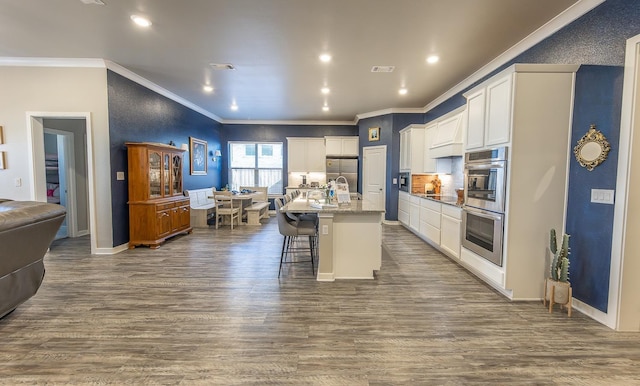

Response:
(399, 88), (408, 95)
(321, 87), (330, 94)
(203, 85), (213, 93)
(319, 54), (332, 63)
(322, 105), (330, 112)
(230, 104), (239, 111)
(426, 55), (440, 64)
(131, 15), (152, 27)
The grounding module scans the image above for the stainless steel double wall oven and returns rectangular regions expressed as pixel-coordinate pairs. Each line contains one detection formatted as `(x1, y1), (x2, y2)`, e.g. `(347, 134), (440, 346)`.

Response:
(462, 147), (508, 266)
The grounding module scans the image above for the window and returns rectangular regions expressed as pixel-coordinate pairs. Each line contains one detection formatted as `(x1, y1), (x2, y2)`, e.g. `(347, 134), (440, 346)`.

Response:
(229, 142), (283, 194)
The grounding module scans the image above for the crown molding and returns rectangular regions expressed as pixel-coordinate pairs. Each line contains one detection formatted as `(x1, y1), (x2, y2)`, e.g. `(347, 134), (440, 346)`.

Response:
(422, 0), (604, 113)
(0, 57), (106, 67)
(355, 107), (425, 122)
(222, 119), (356, 126)
(104, 61), (222, 122)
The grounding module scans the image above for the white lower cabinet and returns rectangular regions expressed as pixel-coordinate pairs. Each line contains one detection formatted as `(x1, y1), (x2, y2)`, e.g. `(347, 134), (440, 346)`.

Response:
(440, 205), (462, 259)
(409, 195), (420, 232)
(419, 198), (441, 245)
(398, 191), (410, 226)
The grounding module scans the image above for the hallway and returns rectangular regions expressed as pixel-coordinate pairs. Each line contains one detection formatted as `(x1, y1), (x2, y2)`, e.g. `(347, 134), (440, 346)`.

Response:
(1, 219), (639, 384)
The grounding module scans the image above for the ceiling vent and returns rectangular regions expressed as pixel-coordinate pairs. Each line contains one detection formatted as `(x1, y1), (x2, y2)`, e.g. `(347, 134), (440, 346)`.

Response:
(209, 63), (236, 70)
(80, 0), (105, 4)
(371, 66), (395, 73)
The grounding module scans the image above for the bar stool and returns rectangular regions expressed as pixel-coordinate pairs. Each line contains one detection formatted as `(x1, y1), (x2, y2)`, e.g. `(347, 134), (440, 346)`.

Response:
(274, 198), (317, 277)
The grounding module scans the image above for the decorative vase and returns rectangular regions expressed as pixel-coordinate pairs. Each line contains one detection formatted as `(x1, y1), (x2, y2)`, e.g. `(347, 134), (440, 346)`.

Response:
(543, 278), (572, 317)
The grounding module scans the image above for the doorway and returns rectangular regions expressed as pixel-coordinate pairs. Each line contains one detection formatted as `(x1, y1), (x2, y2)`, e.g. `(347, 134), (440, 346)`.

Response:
(362, 145), (387, 210)
(28, 113), (94, 252)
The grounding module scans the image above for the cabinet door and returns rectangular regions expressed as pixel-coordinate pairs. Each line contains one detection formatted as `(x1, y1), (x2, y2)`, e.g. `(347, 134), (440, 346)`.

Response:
(399, 131), (409, 171)
(485, 74), (512, 146)
(440, 214), (461, 258)
(466, 89), (486, 150)
(398, 192), (410, 225)
(157, 209), (172, 237)
(171, 153), (183, 195)
(287, 138), (307, 172)
(149, 151), (162, 198)
(163, 153), (171, 197)
(409, 202), (420, 231)
(342, 137), (359, 156)
(409, 128), (425, 172)
(306, 138), (326, 172)
(423, 124), (437, 172)
(325, 137), (342, 156)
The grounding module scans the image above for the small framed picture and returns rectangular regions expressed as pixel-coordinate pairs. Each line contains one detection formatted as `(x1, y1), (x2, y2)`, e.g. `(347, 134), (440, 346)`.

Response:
(189, 137), (207, 175)
(368, 127), (380, 142)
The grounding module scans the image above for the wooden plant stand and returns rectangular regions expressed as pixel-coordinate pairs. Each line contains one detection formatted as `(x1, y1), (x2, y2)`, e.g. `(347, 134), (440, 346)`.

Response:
(543, 278), (572, 317)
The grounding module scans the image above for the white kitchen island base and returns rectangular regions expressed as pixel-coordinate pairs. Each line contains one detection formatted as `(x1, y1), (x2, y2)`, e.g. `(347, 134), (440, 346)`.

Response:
(281, 198), (384, 281)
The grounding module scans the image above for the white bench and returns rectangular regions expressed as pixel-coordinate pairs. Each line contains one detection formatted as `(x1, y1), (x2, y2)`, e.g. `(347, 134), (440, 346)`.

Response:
(185, 187), (216, 228)
(245, 201), (270, 225)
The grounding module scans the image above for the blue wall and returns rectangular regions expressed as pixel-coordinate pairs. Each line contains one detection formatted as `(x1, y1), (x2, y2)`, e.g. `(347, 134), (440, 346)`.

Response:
(107, 70), (223, 246)
(566, 66), (623, 312)
(402, 0), (639, 311)
(221, 123), (357, 189)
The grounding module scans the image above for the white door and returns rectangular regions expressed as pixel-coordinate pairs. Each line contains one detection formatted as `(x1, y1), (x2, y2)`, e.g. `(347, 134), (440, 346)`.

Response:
(363, 145), (386, 210)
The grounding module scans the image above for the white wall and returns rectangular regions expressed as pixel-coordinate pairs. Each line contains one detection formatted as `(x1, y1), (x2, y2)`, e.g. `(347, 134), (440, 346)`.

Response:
(0, 66), (113, 251)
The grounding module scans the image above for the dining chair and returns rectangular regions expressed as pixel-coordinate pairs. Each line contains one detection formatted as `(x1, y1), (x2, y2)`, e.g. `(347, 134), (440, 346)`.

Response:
(214, 195), (240, 229)
(274, 198), (317, 277)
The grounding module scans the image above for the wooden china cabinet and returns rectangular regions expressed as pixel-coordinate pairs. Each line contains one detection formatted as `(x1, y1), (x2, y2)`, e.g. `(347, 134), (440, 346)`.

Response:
(126, 142), (192, 249)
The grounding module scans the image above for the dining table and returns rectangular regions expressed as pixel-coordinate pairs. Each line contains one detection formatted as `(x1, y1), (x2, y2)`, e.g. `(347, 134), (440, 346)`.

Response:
(209, 192), (262, 225)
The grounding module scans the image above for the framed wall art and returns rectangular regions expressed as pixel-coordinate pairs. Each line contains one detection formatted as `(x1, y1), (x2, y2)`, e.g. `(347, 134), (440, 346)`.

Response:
(189, 137), (207, 175)
(368, 127), (380, 142)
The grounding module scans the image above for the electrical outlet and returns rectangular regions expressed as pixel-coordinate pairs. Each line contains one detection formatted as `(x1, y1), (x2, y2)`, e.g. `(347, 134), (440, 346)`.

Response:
(14, 178), (22, 187)
(116, 171), (125, 181)
(322, 225), (329, 235)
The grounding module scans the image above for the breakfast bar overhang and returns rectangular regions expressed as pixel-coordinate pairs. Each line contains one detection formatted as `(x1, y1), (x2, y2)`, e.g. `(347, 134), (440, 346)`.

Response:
(281, 199), (385, 281)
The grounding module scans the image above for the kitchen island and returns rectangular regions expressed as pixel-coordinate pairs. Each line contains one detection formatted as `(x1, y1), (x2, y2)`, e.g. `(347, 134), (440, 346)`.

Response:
(281, 198), (385, 281)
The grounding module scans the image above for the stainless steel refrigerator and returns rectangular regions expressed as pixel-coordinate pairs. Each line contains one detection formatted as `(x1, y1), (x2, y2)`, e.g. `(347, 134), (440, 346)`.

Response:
(326, 158), (358, 192)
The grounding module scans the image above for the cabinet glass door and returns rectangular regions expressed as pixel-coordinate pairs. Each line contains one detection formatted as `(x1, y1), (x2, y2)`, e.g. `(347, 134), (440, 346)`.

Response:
(149, 151), (162, 198)
(172, 154), (182, 195)
(163, 153), (171, 196)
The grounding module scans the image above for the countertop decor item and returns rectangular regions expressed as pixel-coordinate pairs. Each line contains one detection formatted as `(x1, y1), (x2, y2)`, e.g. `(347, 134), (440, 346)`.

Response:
(543, 228), (572, 316)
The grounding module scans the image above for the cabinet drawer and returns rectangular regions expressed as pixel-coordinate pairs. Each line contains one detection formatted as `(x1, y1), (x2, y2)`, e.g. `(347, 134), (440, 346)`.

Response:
(156, 202), (174, 211)
(420, 198), (441, 212)
(420, 207), (441, 229)
(409, 195), (420, 205)
(441, 204), (462, 219)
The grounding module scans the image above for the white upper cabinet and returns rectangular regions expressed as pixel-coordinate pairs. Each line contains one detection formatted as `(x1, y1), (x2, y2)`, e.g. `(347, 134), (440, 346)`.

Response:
(399, 125), (425, 172)
(429, 106), (465, 158)
(325, 136), (359, 157)
(464, 73), (513, 150)
(287, 137), (326, 172)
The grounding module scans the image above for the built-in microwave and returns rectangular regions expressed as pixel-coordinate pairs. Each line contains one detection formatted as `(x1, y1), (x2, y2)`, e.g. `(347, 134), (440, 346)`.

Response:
(399, 172), (410, 192)
(464, 147), (508, 214)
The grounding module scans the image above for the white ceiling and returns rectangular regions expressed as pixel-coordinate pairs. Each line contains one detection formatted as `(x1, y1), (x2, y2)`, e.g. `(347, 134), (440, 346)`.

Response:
(0, 0), (584, 123)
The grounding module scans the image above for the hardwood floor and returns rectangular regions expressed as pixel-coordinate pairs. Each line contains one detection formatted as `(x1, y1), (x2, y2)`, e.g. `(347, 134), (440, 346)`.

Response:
(2, 218), (639, 385)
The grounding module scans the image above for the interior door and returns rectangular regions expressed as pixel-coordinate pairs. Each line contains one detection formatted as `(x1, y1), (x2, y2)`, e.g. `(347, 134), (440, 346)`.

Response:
(363, 145), (386, 210)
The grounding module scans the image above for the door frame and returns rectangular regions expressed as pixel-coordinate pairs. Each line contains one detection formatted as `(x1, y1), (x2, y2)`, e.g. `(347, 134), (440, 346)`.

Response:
(362, 145), (387, 210)
(27, 112), (97, 254)
(610, 33), (640, 331)
(44, 128), (77, 237)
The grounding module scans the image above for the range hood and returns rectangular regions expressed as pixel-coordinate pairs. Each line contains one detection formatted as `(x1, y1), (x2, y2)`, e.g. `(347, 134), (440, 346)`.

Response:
(429, 106), (465, 158)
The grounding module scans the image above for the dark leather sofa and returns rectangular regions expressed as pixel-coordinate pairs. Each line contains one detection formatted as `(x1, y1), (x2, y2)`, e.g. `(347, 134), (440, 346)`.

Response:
(0, 199), (65, 318)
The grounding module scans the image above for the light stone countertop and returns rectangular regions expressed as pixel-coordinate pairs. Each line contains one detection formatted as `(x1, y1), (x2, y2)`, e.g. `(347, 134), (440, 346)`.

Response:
(281, 197), (385, 214)
(408, 193), (461, 207)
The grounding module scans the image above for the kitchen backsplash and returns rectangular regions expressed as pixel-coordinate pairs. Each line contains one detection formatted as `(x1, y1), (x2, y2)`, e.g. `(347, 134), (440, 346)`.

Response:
(411, 157), (464, 196)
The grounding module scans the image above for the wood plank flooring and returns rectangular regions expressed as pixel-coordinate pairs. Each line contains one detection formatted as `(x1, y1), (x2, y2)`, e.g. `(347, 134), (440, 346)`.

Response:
(1, 218), (640, 385)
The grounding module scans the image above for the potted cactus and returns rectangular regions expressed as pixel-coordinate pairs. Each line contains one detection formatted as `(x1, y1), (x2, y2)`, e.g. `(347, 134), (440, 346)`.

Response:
(544, 228), (573, 316)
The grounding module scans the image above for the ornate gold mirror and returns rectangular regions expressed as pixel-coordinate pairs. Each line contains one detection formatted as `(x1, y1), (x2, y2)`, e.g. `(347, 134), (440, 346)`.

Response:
(573, 124), (611, 171)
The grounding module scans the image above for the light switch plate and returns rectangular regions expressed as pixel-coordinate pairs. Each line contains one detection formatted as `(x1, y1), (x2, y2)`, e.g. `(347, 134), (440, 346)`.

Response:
(116, 171), (125, 181)
(591, 189), (614, 204)
(322, 225), (329, 235)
